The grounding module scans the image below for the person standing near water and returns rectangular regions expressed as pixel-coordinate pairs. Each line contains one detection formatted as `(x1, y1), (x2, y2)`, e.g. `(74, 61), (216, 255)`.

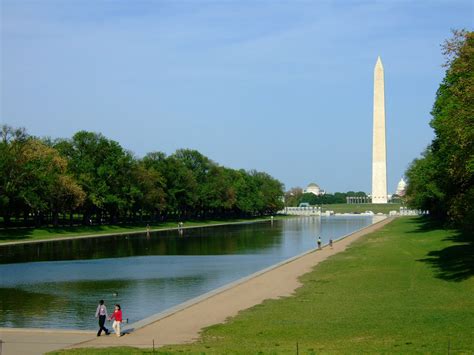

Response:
(95, 300), (110, 336)
(109, 304), (123, 337)
(329, 238), (333, 248)
(317, 237), (322, 250)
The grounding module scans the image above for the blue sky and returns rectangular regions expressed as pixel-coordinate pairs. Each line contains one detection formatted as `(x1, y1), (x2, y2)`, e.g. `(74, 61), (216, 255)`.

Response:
(1, 0), (473, 193)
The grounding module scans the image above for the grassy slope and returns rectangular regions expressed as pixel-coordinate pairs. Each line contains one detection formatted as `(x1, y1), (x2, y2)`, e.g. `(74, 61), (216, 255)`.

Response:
(50, 217), (474, 354)
(0, 216), (288, 244)
(322, 203), (401, 214)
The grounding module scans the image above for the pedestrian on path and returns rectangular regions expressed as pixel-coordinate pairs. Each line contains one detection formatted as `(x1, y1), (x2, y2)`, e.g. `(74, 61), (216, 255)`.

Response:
(317, 237), (322, 250)
(95, 300), (110, 337)
(109, 304), (123, 337)
(329, 238), (333, 248)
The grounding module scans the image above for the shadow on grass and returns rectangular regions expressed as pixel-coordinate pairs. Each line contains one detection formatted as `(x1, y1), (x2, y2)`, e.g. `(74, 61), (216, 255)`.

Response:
(413, 216), (474, 282)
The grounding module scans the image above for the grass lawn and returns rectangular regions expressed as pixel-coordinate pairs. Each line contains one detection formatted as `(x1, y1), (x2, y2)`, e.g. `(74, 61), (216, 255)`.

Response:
(322, 203), (402, 214)
(0, 216), (289, 244)
(50, 217), (474, 354)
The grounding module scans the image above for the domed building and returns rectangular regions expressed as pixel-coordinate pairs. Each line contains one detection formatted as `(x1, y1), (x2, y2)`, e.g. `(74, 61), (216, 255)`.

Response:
(395, 178), (407, 196)
(304, 183), (324, 196)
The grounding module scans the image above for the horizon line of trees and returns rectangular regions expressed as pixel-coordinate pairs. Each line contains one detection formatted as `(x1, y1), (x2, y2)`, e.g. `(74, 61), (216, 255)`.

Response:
(405, 30), (473, 231)
(0, 127), (285, 228)
(284, 187), (370, 206)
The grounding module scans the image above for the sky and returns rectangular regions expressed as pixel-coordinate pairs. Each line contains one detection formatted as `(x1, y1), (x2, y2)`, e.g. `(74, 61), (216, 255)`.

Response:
(1, 0), (473, 193)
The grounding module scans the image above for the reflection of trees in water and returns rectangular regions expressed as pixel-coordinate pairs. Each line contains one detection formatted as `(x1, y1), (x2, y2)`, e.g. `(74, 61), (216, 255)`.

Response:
(0, 287), (61, 327)
(0, 222), (286, 264)
(0, 217), (375, 264)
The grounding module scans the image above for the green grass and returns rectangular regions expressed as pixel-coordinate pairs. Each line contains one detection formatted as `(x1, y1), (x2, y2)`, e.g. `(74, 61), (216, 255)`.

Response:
(0, 216), (290, 244)
(322, 203), (402, 214)
(50, 217), (474, 354)
(49, 349), (156, 355)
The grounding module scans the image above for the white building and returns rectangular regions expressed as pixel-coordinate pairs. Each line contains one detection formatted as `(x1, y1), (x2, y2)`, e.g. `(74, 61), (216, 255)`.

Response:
(395, 178), (407, 196)
(304, 183), (324, 196)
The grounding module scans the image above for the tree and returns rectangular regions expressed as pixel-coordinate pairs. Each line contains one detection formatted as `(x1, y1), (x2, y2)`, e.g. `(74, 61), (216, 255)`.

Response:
(284, 187), (303, 207)
(0, 125), (29, 225)
(406, 30), (473, 230)
(1, 127), (285, 227)
(250, 170), (285, 214)
(55, 131), (135, 223)
(129, 161), (167, 220)
(0, 126), (84, 226)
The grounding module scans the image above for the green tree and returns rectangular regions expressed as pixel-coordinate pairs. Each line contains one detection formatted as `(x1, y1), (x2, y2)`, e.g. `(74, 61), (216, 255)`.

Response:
(129, 161), (167, 220)
(406, 30), (473, 229)
(55, 131), (135, 223)
(0, 126), (84, 226)
(0, 126), (29, 225)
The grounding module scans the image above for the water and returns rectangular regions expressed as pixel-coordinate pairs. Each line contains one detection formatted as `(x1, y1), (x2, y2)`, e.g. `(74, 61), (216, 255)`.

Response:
(0, 216), (383, 329)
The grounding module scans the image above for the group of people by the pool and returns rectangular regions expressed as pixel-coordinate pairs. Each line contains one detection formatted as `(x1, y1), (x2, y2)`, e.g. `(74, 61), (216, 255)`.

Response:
(95, 300), (124, 337)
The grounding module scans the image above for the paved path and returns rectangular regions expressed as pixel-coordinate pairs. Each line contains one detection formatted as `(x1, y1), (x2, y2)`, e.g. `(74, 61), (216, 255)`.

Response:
(0, 217), (394, 354)
(0, 329), (94, 355)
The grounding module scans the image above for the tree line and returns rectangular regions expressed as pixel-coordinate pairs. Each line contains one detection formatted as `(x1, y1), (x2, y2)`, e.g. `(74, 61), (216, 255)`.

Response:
(0, 127), (284, 227)
(405, 30), (473, 231)
(284, 187), (368, 206)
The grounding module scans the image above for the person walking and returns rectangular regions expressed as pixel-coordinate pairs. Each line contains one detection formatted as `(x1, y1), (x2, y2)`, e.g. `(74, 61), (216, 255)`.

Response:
(95, 300), (110, 336)
(329, 238), (333, 248)
(317, 236), (322, 250)
(109, 304), (123, 337)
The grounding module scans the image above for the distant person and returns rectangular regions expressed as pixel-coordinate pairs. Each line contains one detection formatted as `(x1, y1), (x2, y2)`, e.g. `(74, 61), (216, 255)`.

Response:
(146, 224), (151, 238)
(317, 237), (322, 250)
(329, 238), (333, 248)
(109, 304), (123, 337)
(95, 300), (110, 336)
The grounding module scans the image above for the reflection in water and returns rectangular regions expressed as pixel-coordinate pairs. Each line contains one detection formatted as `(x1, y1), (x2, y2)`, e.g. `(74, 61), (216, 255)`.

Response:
(0, 216), (382, 329)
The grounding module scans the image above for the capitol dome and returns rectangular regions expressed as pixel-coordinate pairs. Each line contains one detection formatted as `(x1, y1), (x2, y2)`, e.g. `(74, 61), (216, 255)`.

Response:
(304, 183), (323, 196)
(396, 178), (407, 196)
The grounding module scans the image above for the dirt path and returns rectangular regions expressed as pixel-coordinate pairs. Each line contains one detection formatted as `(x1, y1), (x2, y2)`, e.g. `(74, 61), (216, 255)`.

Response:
(70, 217), (394, 350)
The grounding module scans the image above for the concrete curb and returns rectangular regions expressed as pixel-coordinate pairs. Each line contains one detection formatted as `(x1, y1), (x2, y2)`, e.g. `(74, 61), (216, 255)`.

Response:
(0, 328), (95, 335)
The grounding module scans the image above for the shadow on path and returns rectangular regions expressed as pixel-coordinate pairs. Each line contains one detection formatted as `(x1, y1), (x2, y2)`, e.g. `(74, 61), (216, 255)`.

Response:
(414, 217), (474, 282)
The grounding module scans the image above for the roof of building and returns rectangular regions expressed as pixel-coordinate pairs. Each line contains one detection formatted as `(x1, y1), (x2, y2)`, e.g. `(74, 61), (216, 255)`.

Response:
(307, 183), (320, 188)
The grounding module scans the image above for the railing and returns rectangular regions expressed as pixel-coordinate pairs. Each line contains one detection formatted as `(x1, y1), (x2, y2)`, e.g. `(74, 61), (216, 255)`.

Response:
(278, 207), (322, 215)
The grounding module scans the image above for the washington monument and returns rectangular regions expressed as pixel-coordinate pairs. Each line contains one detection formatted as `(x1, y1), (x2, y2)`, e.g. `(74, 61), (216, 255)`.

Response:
(372, 56), (388, 203)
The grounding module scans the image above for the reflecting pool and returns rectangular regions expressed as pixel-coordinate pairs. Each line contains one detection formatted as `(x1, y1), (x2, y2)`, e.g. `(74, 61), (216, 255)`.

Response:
(0, 216), (383, 329)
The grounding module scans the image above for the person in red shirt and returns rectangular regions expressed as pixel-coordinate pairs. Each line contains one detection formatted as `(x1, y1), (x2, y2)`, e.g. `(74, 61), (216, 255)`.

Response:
(109, 304), (123, 337)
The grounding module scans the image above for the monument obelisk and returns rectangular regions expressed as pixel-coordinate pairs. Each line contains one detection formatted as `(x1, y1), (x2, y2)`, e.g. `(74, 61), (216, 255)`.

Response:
(372, 56), (388, 204)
